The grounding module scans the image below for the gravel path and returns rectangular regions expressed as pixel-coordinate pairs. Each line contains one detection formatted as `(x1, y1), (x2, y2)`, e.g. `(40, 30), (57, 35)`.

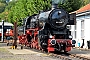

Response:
(0, 43), (90, 60)
(0, 48), (61, 60)
(0, 43), (61, 60)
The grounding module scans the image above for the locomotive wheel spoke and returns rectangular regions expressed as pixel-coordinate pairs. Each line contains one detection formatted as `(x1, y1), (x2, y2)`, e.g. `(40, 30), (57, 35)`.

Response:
(42, 49), (44, 52)
(38, 47), (41, 50)
(36, 46), (38, 49)
(31, 45), (33, 48)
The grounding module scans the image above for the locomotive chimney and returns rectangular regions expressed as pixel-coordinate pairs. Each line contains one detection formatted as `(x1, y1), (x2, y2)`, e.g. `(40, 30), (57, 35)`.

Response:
(51, 0), (60, 9)
(51, 0), (65, 9)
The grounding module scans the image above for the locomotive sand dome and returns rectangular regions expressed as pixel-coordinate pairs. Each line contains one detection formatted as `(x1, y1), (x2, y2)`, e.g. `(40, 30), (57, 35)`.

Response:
(18, 0), (76, 53)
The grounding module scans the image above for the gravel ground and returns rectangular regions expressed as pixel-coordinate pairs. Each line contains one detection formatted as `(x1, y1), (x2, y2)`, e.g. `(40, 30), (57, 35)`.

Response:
(0, 43), (90, 60)
(0, 48), (61, 60)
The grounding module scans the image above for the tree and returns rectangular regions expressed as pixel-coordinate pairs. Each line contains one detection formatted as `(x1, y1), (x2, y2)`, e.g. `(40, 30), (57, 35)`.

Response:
(59, 0), (84, 12)
(7, 0), (51, 26)
(0, 0), (85, 26)
(0, 2), (6, 13)
(0, 0), (7, 13)
(0, 0), (16, 22)
(83, 0), (90, 5)
(0, 0), (6, 3)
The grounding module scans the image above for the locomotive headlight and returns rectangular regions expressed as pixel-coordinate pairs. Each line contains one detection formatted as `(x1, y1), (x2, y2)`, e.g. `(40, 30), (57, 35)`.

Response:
(50, 39), (56, 45)
(69, 35), (73, 39)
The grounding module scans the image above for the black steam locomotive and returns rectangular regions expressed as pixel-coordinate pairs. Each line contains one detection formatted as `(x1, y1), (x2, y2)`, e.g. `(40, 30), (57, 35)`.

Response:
(19, 0), (76, 53)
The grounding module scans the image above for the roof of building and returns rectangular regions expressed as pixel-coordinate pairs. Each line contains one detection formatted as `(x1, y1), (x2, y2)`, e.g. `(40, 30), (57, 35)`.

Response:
(76, 3), (90, 14)
(0, 22), (13, 26)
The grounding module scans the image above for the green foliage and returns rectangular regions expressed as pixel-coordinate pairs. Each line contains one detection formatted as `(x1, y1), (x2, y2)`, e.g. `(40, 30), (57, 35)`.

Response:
(0, 0), (6, 3)
(83, 0), (90, 5)
(0, 0), (87, 26)
(5, 1), (16, 11)
(0, 2), (6, 13)
(7, 0), (51, 26)
(0, 0), (7, 22)
(59, 0), (84, 12)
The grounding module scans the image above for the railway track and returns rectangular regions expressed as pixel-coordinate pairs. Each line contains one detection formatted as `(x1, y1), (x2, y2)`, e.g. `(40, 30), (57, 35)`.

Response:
(24, 47), (90, 60)
(49, 53), (89, 60)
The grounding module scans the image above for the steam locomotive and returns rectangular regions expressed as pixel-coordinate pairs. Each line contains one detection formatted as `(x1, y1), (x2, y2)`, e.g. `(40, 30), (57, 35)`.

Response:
(18, 0), (76, 53)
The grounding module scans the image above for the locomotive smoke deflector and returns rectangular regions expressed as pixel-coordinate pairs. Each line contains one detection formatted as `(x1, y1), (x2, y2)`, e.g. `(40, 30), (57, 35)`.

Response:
(68, 13), (76, 25)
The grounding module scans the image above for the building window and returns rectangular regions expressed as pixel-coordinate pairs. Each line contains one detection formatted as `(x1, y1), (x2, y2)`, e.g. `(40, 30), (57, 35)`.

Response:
(81, 30), (84, 38)
(74, 21), (77, 39)
(75, 30), (76, 38)
(74, 25), (76, 30)
(81, 20), (84, 38)
(81, 20), (84, 29)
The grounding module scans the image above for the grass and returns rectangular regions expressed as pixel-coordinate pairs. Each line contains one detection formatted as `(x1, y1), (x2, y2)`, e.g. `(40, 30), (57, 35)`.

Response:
(0, 48), (26, 60)
(0, 48), (10, 53)
(0, 48), (8, 51)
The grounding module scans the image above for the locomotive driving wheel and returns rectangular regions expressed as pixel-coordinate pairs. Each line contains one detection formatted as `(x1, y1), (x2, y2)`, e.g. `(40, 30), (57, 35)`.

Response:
(63, 43), (68, 53)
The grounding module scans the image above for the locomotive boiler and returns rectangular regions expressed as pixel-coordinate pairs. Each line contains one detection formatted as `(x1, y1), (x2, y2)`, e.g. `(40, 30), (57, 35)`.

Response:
(18, 0), (76, 53)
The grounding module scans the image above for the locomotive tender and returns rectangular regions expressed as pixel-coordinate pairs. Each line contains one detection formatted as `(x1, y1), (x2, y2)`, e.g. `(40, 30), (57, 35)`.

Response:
(19, 0), (76, 53)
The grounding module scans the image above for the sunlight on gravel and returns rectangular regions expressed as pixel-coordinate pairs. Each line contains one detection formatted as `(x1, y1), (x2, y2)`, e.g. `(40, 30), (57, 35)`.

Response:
(0, 58), (21, 60)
